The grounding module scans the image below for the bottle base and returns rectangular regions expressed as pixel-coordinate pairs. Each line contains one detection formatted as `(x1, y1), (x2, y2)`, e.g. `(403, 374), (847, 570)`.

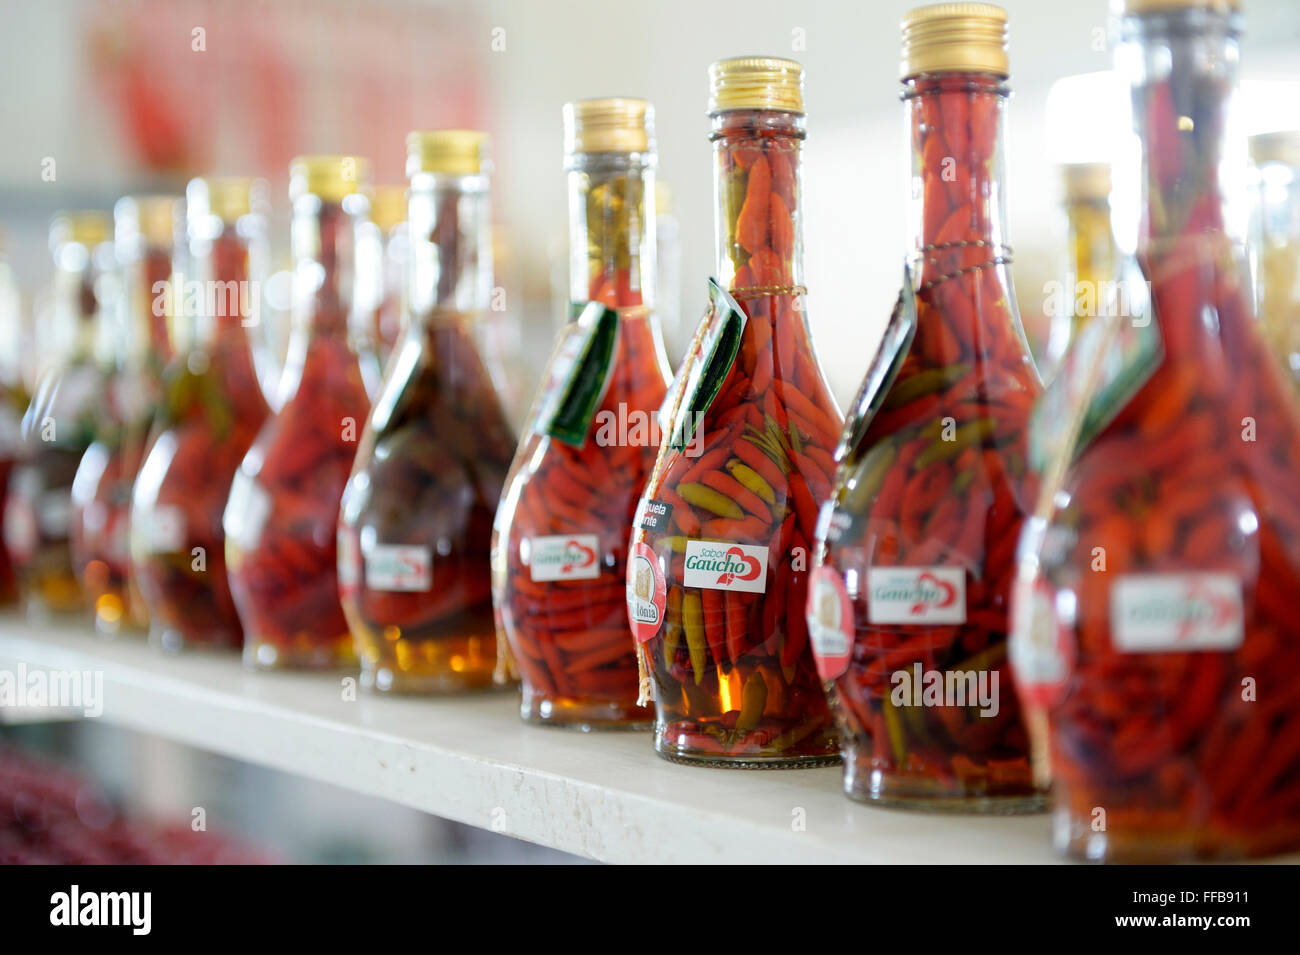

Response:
(521, 691), (653, 731)
(1052, 805), (1300, 862)
(152, 625), (242, 655)
(361, 666), (503, 695)
(243, 639), (355, 671)
(843, 756), (1046, 814)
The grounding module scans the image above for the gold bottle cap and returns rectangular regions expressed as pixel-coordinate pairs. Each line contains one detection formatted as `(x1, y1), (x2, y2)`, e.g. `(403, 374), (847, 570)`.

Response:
(1250, 130), (1300, 167)
(188, 177), (259, 223)
(290, 155), (371, 202)
(708, 57), (804, 114)
(115, 195), (183, 247)
(1119, 0), (1240, 14)
(901, 3), (1009, 80)
(563, 98), (654, 154)
(50, 210), (111, 250)
(406, 130), (489, 177)
(1062, 162), (1112, 202)
(370, 185), (407, 231)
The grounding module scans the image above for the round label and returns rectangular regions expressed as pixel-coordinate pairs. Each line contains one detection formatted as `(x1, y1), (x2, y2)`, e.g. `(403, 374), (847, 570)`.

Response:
(625, 540), (666, 644)
(807, 565), (854, 681)
(1009, 575), (1075, 708)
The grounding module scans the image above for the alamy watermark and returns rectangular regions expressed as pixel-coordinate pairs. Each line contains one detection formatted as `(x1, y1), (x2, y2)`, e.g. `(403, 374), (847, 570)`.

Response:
(0, 664), (103, 717)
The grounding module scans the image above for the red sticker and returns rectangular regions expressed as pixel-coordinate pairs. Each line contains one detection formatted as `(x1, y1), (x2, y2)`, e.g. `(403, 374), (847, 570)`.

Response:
(807, 565), (853, 681)
(626, 540), (666, 644)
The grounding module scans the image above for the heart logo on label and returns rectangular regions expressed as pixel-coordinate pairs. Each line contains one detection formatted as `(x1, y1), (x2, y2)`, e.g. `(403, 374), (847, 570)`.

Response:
(561, 539), (597, 574)
(911, 571), (957, 615)
(716, 546), (762, 587)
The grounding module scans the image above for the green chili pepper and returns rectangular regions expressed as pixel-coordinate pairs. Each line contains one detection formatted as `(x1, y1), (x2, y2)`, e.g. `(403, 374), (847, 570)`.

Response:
(679, 482), (744, 519)
(881, 363), (972, 409)
(913, 417), (997, 469)
(735, 671), (768, 733)
(682, 592), (707, 686)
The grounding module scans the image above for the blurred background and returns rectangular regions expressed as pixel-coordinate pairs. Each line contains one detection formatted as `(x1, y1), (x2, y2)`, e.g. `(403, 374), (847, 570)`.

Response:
(2, 0), (1299, 863)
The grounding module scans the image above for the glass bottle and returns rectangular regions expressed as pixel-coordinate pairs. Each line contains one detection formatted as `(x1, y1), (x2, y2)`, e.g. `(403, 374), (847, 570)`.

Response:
(70, 195), (181, 635)
(338, 132), (515, 693)
(1044, 163), (1118, 375)
(1248, 130), (1300, 388)
(5, 212), (113, 616)
(493, 99), (671, 727)
(809, 4), (1043, 810)
(225, 156), (381, 670)
(131, 178), (271, 652)
(1012, 0), (1300, 860)
(628, 57), (841, 767)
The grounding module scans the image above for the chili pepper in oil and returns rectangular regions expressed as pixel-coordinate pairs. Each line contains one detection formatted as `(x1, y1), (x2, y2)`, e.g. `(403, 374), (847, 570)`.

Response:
(1013, 0), (1300, 861)
(809, 3), (1044, 810)
(493, 99), (671, 727)
(628, 57), (842, 767)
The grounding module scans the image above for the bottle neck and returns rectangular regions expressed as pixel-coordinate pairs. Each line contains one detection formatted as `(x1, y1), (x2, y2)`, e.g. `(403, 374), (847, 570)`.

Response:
(291, 194), (367, 338)
(122, 243), (176, 367)
(408, 171), (491, 322)
(566, 152), (656, 311)
(1116, 6), (1244, 254)
(904, 73), (1010, 275)
(52, 242), (103, 364)
(711, 109), (804, 289)
(184, 218), (264, 353)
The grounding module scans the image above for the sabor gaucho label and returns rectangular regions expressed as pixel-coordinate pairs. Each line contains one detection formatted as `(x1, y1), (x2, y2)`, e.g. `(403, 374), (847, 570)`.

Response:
(683, 541), (768, 593)
(626, 541), (666, 643)
(364, 544), (432, 592)
(807, 565), (853, 681)
(528, 534), (601, 582)
(867, 567), (965, 624)
(1111, 573), (1243, 652)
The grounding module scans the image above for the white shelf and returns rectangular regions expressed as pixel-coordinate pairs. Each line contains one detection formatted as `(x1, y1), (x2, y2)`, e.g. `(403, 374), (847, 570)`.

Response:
(0, 612), (1074, 863)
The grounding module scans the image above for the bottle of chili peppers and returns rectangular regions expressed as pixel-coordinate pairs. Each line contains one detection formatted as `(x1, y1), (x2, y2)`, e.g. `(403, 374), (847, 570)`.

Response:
(807, 4), (1044, 810)
(627, 58), (842, 767)
(1013, 0), (1300, 861)
(225, 157), (381, 670)
(131, 178), (271, 652)
(1044, 163), (1117, 376)
(70, 195), (181, 636)
(338, 132), (516, 693)
(1248, 130), (1300, 390)
(493, 99), (671, 727)
(4, 212), (114, 617)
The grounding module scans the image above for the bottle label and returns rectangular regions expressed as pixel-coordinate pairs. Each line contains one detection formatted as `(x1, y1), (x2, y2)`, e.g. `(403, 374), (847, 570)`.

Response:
(807, 565), (853, 681)
(1111, 573), (1243, 652)
(337, 529), (360, 598)
(533, 301), (619, 447)
(635, 498), (674, 533)
(668, 280), (747, 451)
(149, 506), (186, 553)
(626, 541), (666, 643)
(1009, 575), (1075, 708)
(867, 567), (966, 624)
(364, 544), (432, 592)
(39, 491), (70, 537)
(683, 540), (768, 593)
(528, 534), (601, 582)
(3, 481), (37, 562)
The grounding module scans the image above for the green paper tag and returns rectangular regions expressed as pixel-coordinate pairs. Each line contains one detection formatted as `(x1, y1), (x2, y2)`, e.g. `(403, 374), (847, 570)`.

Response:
(668, 279), (747, 452)
(1028, 256), (1163, 471)
(836, 263), (918, 464)
(534, 301), (620, 447)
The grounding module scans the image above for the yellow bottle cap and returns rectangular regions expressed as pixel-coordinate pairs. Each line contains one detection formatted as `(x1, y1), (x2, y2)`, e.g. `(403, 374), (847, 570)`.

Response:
(290, 155), (371, 202)
(708, 57), (804, 114)
(901, 3), (1009, 80)
(1062, 162), (1112, 202)
(115, 195), (183, 247)
(406, 130), (489, 177)
(50, 211), (111, 250)
(1249, 130), (1300, 167)
(563, 98), (654, 154)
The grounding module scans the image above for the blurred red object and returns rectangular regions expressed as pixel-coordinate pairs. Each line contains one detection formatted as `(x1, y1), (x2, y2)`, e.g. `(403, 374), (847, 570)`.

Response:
(0, 744), (275, 865)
